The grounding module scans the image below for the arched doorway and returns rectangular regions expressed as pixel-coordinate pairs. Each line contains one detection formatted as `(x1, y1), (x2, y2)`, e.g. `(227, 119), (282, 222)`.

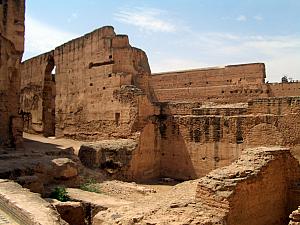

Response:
(42, 55), (56, 137)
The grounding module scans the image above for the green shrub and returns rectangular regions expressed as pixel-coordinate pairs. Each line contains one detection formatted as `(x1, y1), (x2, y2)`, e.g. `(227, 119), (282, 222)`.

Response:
(80, 178), (100, 193)
(50, 186), (70, 202)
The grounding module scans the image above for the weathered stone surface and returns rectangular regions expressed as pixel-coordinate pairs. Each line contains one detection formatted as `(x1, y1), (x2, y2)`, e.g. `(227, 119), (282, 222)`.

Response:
(16, 175), (44, 193)
(196, 147), (300, 225)
(0, 0), (25, 147)
(0, 138), (82, 190)
(51, 158), (78, 179)
(50, 199), (86, 225)
(0, 179), (68, 224)
(78, 139), (137, 175)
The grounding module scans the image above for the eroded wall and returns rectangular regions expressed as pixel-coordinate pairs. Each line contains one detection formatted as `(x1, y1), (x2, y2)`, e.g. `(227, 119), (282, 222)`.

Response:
(20, 51), (55, 135)
(0, 0), (25, 147)
(196, 147), (300, 225)
(21, 26), (152, 140)
(150, 63), (300, 103)
(20, 24), (300, 181)
(158, 97), (300, 180)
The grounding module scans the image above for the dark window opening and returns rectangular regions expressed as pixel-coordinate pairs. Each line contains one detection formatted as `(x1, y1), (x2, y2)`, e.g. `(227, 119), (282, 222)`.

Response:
(108, 74), (112, 77)
(109, 55), (113, 59)
(115, 113), (120, 126)
(90, 83), (93, 86)
(89, 60), (115, 68)
(103, 87), (106, 90)
(194, 128), (201, 143)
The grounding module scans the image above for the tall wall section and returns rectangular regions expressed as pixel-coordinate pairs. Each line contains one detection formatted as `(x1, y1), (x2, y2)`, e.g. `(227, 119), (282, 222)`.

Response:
(21, 26), (163, 180)
(20, 51), (55, 135)
(21, 26), (153, 140)
(158, 97), (300, 180)
(150, 63), (300, 103)
(0, 0), (25, 147)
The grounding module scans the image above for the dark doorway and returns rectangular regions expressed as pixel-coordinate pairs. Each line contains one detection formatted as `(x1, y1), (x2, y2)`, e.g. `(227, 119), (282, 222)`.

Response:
(42, 56), (56, 137)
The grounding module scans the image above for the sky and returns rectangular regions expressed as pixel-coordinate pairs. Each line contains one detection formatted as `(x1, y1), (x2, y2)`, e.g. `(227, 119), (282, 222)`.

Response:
(24, 0), (300, 82)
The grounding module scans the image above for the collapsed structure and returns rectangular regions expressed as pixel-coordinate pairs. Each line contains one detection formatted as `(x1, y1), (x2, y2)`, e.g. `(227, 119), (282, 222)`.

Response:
(20, 26), (300, 181)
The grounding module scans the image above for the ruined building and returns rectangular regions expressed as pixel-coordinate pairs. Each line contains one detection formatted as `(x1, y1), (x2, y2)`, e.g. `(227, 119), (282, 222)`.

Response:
(1, 0), (300, 224)
(20, 26), (300, 181)
(0, 0), (25, 147)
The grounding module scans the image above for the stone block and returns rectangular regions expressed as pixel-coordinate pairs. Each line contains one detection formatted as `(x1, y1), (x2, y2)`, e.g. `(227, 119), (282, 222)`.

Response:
(78, 139), (137, 174)
(51, 158), (78, 179)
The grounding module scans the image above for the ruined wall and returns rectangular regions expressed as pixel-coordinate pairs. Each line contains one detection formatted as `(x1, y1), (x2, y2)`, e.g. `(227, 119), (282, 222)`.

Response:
(150, 63), (267, 102)
(158, 97), (300, 180)
(150, 63), (300, 103)
(196, 147), (300, 225)
(0, 0), (25, 147)
(20, 51), (55, 135)
(151, 63), (266, 89)
(54, 26), (151, 140)
(20, 26), (164, 180)
(20, 26), (152, 139)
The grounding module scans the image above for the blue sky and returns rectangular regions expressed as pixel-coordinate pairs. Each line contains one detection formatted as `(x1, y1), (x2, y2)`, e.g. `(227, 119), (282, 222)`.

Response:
(24, 0), (300, 82)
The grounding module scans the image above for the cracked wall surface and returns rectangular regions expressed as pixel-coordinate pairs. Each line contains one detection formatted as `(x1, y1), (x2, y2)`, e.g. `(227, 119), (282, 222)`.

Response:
(0, 0), (25, 147)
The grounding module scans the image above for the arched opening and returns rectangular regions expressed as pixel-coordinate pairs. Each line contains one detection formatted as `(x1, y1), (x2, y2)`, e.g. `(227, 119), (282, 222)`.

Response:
(42, 56), (56, 137)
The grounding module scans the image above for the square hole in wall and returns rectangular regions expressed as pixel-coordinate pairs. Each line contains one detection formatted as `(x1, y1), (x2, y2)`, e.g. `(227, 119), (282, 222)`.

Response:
(115, 112), (120, 126)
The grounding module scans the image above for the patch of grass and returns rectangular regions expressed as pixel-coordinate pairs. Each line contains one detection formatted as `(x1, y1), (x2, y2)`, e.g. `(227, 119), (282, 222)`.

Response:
(50, 186), (70, 202)
(80, 178), (101, 193)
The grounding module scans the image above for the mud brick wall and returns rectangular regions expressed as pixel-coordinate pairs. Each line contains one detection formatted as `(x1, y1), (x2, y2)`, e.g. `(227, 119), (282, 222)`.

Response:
(196, 147), (300, 225)
(20, 51), (55, 135)
(158, 99), (300, 180)
(0, 0), (25, 147)
(150, 63), (267, 102)
(20, 26), (152, 140)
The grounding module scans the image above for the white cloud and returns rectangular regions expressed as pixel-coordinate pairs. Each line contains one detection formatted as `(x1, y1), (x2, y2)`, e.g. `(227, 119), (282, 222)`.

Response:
(253, 15), (263, 21)
(236, 15), (247, 22)
(114, 7), (177, 32)
(149, 31), (300, 82)
(151, 58), (210, 73)
(23, 15), (78, 60)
